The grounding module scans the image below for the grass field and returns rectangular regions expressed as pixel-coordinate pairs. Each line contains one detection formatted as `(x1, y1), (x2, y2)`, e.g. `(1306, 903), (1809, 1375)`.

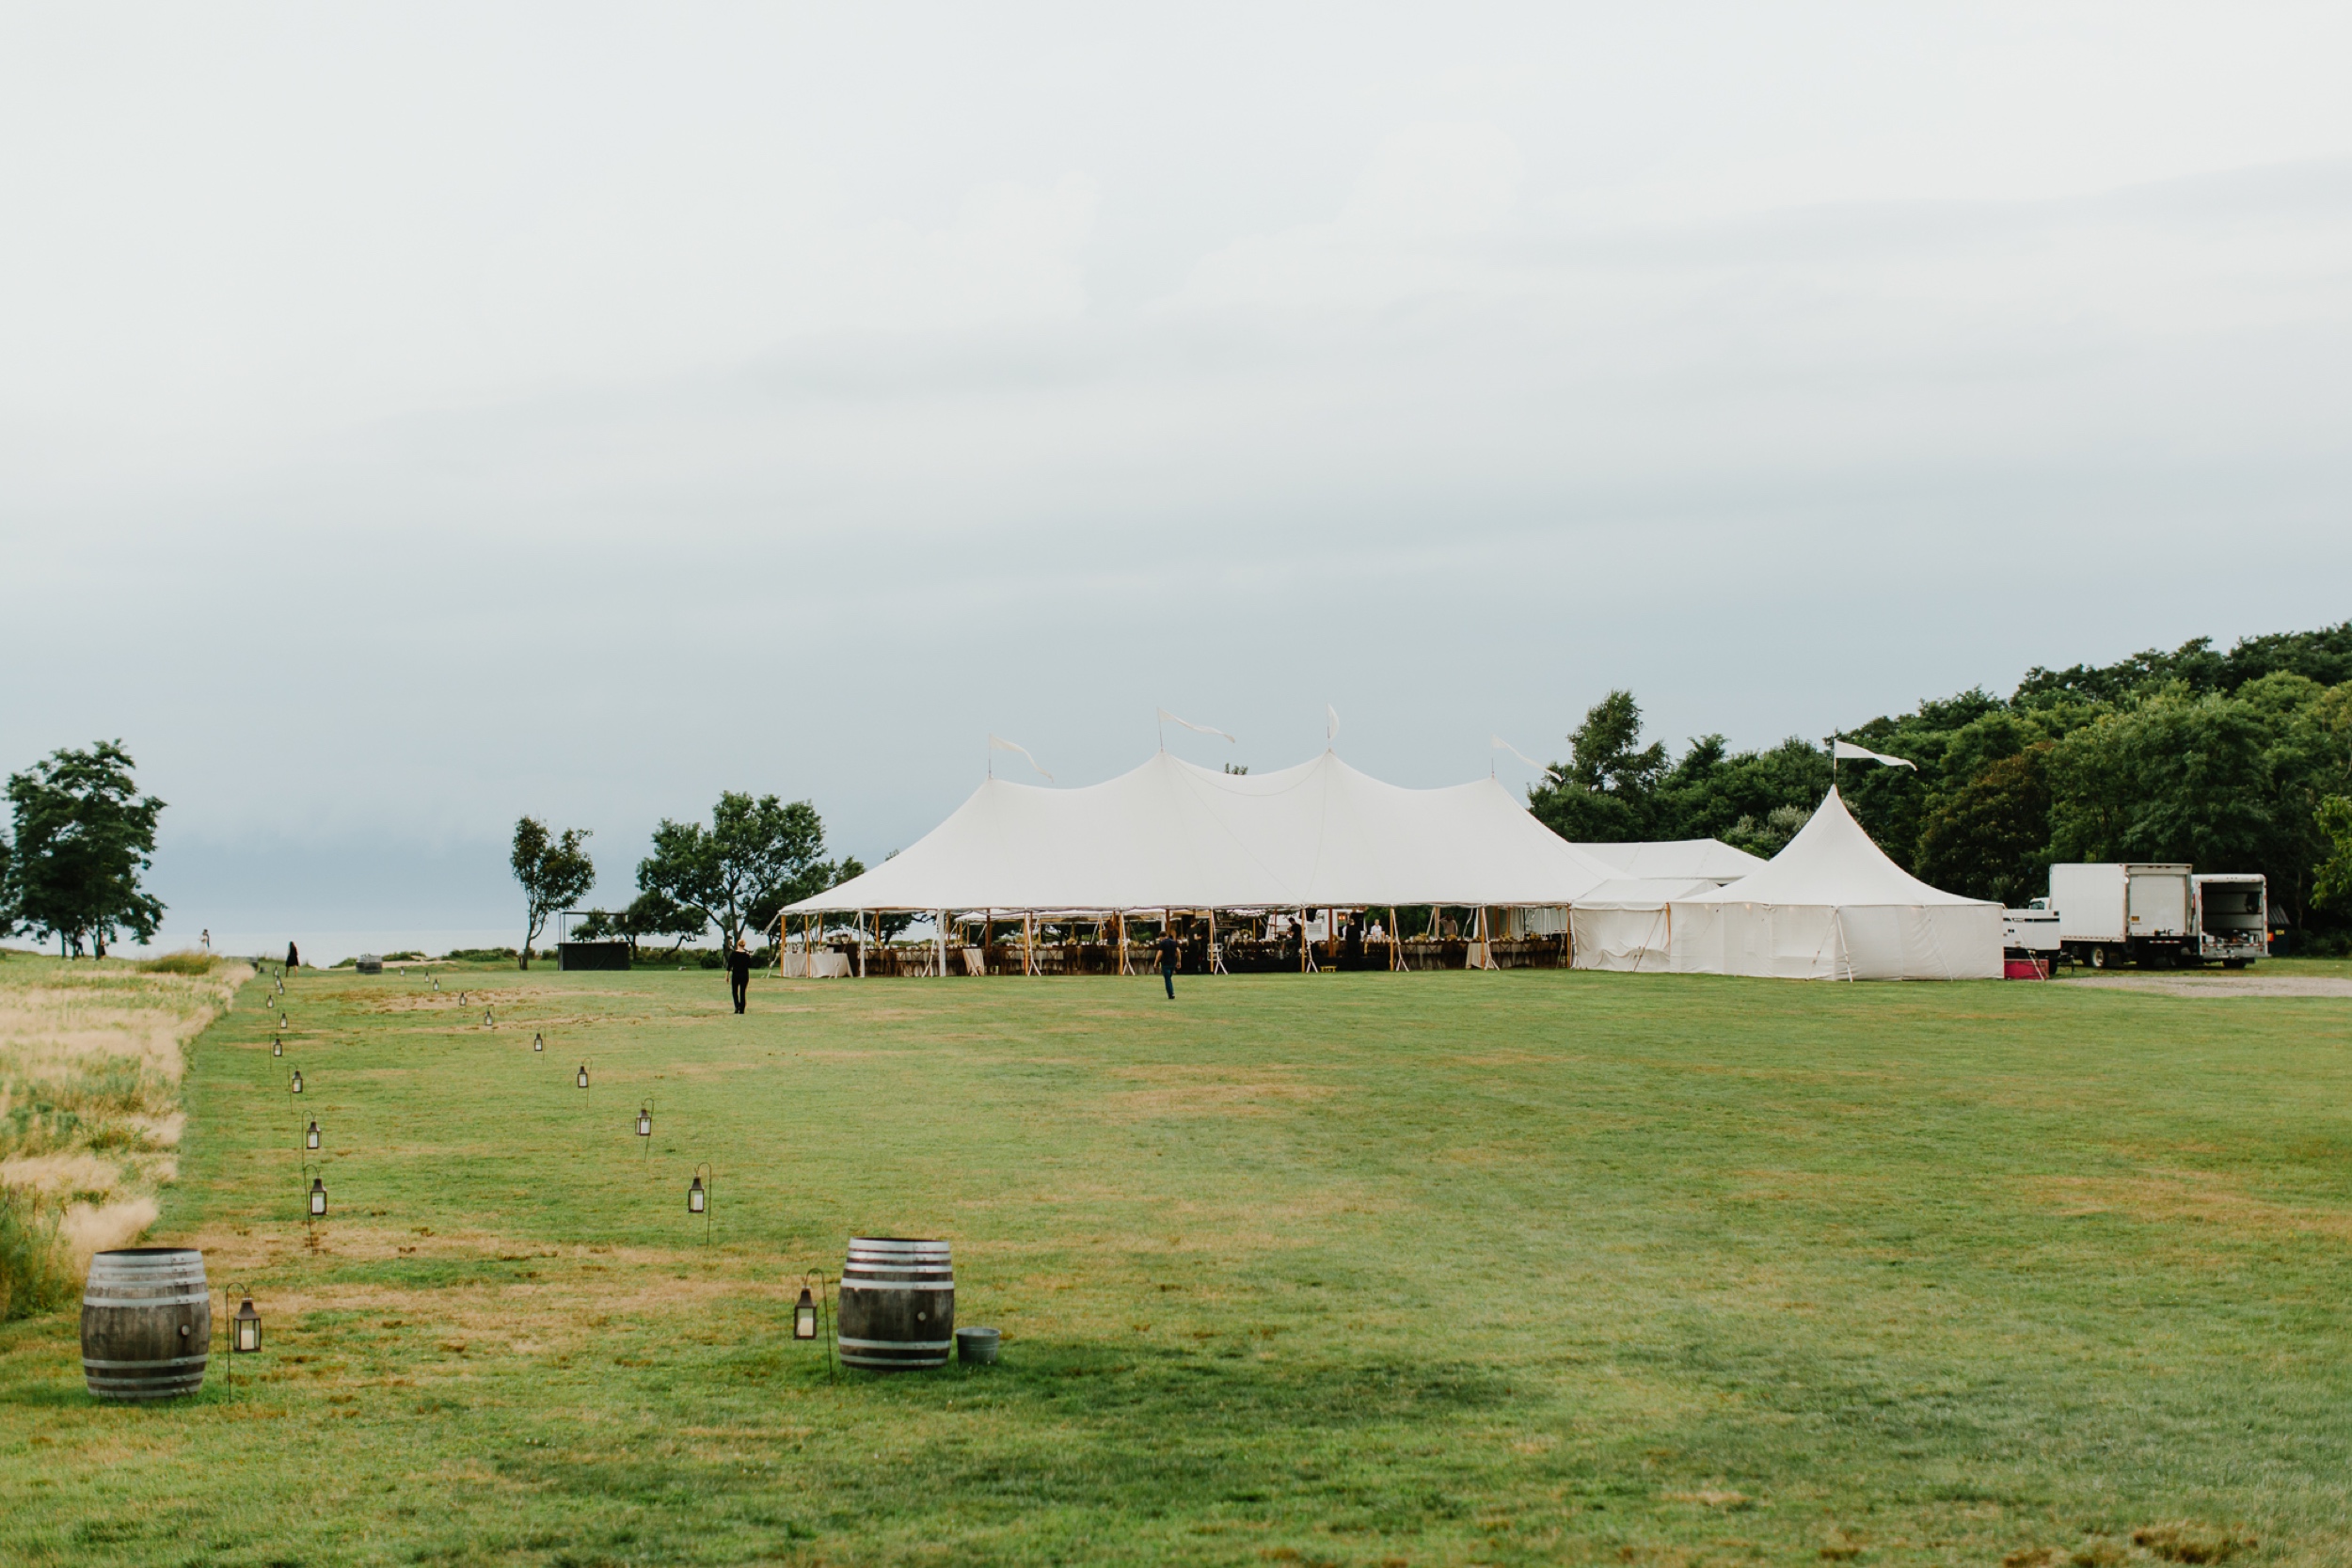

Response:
(3, 958), (2350, 1566)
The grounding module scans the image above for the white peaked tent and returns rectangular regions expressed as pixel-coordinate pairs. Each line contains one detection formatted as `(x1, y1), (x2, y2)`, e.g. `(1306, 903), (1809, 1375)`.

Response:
(1666, 788), (2002, 980)
(784, 750), (1620, 915)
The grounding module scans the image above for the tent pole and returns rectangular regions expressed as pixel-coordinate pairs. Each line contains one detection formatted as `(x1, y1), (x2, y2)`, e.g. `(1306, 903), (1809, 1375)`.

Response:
(1390, 907), (1401, 972)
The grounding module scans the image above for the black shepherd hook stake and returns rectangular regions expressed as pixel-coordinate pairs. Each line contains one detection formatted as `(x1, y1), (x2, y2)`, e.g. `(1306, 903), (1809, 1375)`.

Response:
(798, 1269), (837, 1383)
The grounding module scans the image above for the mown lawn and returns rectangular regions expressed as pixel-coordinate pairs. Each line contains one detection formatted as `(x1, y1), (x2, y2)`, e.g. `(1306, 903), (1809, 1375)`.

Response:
(3, 959), (2349, 1566)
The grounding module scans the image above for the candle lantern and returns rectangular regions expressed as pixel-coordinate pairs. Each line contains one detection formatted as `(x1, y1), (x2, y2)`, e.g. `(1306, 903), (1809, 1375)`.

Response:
(637, 1106), (652, 1138)
(687, 1174), (706, 1214)
(272, 1037), (282, 1057)
(233, 1295), (262, 1354)
(532, 1032), (544, 1053)
(577, 1064), (589, 1090)
(291, 1069), (304, 1095)
(794, 1288), (818, 1340)
(309, 1177), (327, 1217)
(305, 1120), (320, 1151)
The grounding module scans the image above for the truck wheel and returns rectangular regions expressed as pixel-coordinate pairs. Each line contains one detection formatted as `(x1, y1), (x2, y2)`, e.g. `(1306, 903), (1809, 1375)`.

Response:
(2222, 958), (2248, 971)
(2090, 944), (2112, 970)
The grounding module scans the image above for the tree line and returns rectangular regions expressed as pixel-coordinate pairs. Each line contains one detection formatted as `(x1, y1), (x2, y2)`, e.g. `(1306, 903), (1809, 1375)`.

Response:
(1528, 623), (2352, 941)
(513, 792), (864, 967)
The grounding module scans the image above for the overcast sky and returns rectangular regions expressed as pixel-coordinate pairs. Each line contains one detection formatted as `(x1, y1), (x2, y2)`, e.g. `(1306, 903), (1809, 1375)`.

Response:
(5, 3), (2351, 948)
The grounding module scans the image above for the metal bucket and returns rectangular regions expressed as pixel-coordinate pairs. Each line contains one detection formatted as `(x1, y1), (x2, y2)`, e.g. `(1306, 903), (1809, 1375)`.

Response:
(81, 1248), (211, 1402)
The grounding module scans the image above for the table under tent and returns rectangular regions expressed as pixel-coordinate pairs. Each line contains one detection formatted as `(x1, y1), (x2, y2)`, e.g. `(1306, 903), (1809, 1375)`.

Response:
(775, 749), (1621, 976)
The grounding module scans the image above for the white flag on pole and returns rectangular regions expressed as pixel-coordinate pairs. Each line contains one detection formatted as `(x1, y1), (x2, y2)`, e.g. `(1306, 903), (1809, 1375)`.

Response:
(1156, 707), (1235, 743)
(988, 735), (1055, 782)
(1491, 736), (1546, 769)
(1832, 738), (1915, 770)
(1326, 705), (1341, 744)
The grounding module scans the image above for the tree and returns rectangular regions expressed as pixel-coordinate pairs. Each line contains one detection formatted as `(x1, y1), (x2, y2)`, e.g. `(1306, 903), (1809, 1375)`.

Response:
(635, 792), (837, 954)
(571, 890), (704, 962)
(1915, 744), (2054, 904)
(1527, 690), (1668, 841)
(511, 817), (596, 971)
(5, 740), (166, 958)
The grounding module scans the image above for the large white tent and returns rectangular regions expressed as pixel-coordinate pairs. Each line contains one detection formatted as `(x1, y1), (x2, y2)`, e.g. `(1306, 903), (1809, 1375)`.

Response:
(784, 750), (1620, 916)
(1572, 839), (1767, 881)
(1568, 877), (1717, 972)
(1565, 838), (1766, 973)
(1666, 788), (2001, 980)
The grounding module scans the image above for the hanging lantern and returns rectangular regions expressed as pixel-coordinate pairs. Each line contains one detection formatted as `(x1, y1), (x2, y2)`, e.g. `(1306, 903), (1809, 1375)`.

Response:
(532, 1032), (544, 1053)
(576, 1064), (589, 1090)
(794, 1288), (818, 1340)
(687, 1175), (706, 1214)
(309, 1177), (326, 1217)
(290, 1069), (304, 1095)
(278, 1013), (288, 1029)
(636, 1105), (652, 1140)
(483, 1009), (494, 1028)
(305, 1120), (320, 1151)
(272, 1037), (282, 1057)
(233, 1295), (262, 1354)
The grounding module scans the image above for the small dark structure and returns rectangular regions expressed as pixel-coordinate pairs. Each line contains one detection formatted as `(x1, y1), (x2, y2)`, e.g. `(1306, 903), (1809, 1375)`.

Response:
(557, 942), (631, 972)
(956, 1325), (1000, 1366)
(82, 1248), (211, 1402)
(837, 1237), (954, 1371)
(355, 954), (383, 974)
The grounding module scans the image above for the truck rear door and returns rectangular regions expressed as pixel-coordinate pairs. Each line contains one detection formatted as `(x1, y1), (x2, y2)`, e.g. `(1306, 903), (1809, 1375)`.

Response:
(2126, 865), (2191, 938)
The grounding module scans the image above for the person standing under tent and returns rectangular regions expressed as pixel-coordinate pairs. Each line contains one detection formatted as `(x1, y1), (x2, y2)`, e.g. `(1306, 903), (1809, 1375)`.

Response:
(1155, 927), (1179, 999)
(727, 938), (753, 1015)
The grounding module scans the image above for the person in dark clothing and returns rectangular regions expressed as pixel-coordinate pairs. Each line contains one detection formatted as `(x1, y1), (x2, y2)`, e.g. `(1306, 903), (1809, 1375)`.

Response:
(286, 942), (299, 971)
(1156, 930), (1179, 999)
(727, 940), (753, 1014)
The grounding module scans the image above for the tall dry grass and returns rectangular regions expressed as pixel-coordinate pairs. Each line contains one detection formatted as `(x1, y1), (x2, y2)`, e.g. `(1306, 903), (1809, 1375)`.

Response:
(0, 948), (246, 1318)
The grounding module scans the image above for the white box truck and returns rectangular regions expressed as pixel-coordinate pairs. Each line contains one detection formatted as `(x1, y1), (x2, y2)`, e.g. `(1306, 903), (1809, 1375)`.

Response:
(2046, 863), (2267, 969)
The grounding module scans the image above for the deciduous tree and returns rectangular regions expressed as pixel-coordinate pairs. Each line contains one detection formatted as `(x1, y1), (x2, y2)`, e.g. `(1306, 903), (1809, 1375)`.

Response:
(4, 740), (166, 958)
(511, 817), (596, 971)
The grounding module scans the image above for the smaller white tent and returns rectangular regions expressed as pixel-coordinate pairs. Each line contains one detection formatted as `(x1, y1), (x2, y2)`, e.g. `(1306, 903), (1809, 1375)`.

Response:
(1569, 877), (1716, 972)
(1573, 839), (1766, 881)
(1667, 789), (2001, 980)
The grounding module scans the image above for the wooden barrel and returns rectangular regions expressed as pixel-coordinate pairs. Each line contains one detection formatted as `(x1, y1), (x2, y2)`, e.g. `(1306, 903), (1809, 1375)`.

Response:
(837, 1237), (954, 1371)
(81, 1248), (211, 1402)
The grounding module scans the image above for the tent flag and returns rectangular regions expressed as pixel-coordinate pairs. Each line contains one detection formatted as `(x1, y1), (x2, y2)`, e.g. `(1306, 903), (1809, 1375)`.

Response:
(1326, 705), (1341, 744)
(1831, 738), (1915, 770)
(1491, 736), (1546, 769)
(1157, 707), (1235, 744)
(988, 735), (1054, 783)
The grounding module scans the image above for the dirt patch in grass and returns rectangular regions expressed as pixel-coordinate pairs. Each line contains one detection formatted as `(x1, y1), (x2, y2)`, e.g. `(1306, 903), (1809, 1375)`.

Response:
(2032, 1169), (2352, 1243)
(1103, 1065), (1333, 1119)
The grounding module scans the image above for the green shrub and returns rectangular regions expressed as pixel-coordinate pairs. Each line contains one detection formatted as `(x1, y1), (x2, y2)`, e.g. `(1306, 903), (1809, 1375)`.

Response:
(0, 1192), (72, 1322)
(440, 947), (520, 963)
(137, 951), (218, 975)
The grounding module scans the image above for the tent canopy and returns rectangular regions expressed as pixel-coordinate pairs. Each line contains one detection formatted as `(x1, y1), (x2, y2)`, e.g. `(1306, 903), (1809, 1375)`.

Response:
(1678, 789), (1984, 909)
(785, 750), (1618, 914)
(1572, 839), (1764, 882)
(1668, 788), (2001, 980)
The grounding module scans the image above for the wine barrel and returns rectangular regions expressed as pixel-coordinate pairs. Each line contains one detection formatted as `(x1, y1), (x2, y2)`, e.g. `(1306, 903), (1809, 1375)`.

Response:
(837, 1237), (954, 1371)
(81, 1248), (211, 1402)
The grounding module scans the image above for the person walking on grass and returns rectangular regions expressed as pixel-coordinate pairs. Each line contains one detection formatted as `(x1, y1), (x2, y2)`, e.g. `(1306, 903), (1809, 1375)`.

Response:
(727, 937), (753, 1015)
(1156, 927), (1179, 999)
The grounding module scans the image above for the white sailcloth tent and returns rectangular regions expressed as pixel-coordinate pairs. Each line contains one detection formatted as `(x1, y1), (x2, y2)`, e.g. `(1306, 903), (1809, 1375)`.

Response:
(784, 749), (1620, 915)
(1666, 788), (2001, 980)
